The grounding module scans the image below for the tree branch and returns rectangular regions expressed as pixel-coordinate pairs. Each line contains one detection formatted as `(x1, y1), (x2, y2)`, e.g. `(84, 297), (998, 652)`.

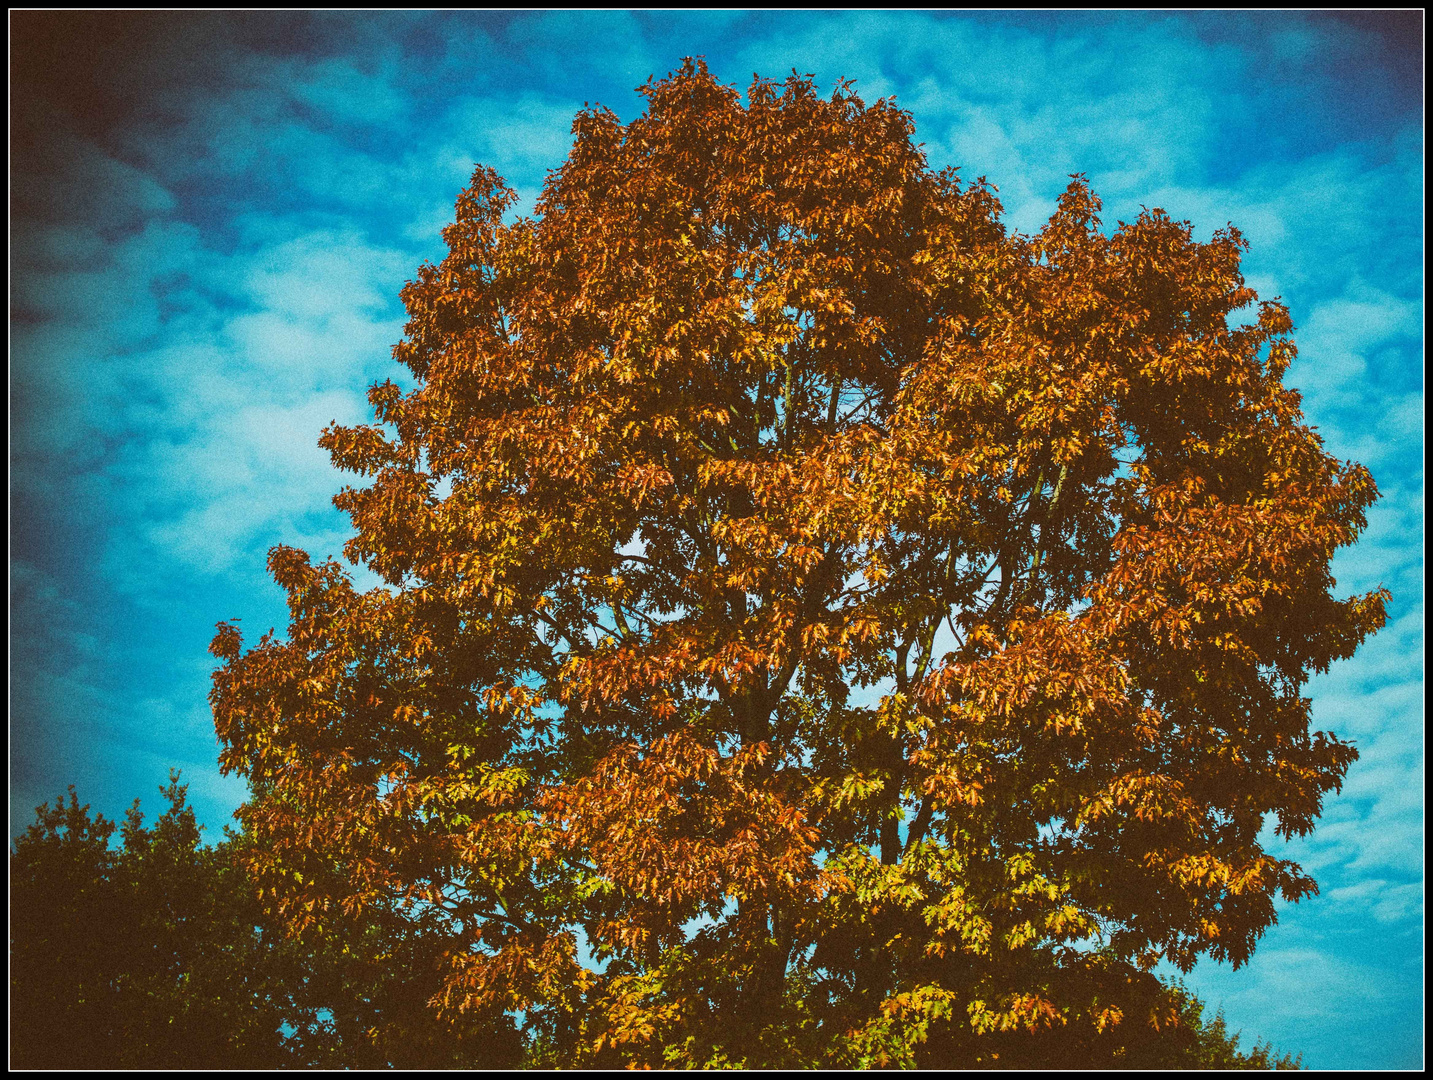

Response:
(904, 793), (935, 853)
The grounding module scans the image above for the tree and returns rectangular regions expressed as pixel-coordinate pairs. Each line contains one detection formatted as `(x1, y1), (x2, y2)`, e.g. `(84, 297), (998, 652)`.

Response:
(10, 775), (298, 1067)
(11, 788), (131, 1068)
(1177, 991), (1302, 1071)
(9, 775), (520, 1069)
(208, 58), (1385, 1067)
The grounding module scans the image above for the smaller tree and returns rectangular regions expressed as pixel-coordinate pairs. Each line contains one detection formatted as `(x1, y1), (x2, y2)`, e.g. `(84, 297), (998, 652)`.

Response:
(9, 774), (522, 1069)
(10, 774), (300, 1068)
(1183, 999), (1301, 1071)
(10, 787), (131, 1068)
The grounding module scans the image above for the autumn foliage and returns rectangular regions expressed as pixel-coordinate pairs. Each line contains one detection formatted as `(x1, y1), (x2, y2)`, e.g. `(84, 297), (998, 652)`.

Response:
(209, 59), (1384, 1067)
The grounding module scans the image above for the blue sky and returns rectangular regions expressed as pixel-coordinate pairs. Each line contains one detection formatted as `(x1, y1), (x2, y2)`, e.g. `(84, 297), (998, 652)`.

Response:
(9, 11), (1422, 1068)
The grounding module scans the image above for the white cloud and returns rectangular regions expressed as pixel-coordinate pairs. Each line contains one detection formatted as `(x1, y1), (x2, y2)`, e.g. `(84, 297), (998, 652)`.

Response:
(443, 93), (580, 189)
(290, 56), (408, 127)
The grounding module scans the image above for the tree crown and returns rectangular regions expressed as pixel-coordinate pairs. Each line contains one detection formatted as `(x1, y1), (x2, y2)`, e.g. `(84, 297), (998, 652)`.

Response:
(210, 58), (1385, 1067)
